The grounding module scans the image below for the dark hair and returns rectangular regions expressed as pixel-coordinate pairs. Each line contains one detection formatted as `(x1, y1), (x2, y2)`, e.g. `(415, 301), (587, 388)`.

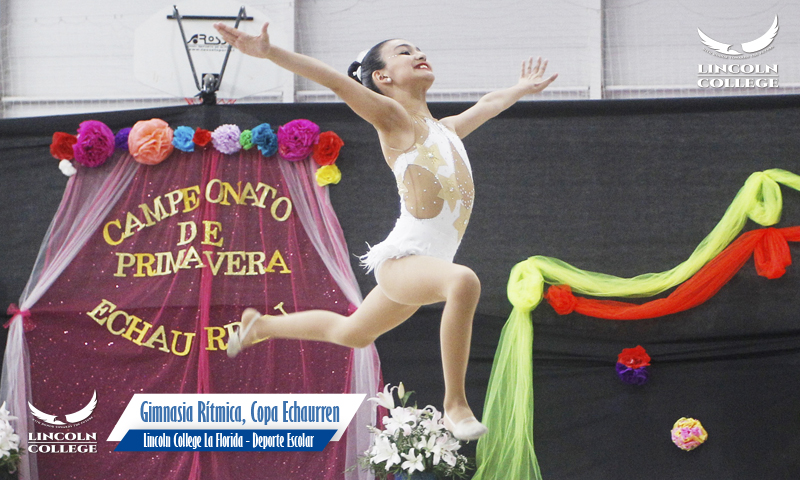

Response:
(347, 39), (394, 94)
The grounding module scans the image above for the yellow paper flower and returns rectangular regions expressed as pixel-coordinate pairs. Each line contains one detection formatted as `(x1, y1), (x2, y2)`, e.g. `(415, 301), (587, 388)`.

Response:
(316, 164), (342, 187)
(671, 417), (708, 451)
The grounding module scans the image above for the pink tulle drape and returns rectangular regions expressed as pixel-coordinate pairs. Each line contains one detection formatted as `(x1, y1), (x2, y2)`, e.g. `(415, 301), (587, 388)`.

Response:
(3, 148), (379, 480)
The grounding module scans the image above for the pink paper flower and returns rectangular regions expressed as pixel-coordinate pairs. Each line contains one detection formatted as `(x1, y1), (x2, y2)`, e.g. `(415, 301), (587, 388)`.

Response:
(671, 417), (708, 451)
(72, 120), (115, 168)
(277, 119), (320, 161)
(128, 118), (174, 165)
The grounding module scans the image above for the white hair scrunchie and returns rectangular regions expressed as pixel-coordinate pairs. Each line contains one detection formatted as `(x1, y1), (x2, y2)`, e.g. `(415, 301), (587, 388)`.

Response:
(355, 49), (368, 81)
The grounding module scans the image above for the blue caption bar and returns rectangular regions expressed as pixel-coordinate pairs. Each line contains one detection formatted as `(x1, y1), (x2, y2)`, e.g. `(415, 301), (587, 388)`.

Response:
(114, 429), (337, 452)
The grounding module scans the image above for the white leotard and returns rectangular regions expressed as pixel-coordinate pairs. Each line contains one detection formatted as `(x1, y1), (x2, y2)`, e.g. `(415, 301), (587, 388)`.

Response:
(360, 117), (475, 273)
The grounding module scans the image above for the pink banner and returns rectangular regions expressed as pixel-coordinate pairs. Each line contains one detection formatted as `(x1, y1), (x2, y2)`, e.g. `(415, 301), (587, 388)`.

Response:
(23, 147), (361, 479)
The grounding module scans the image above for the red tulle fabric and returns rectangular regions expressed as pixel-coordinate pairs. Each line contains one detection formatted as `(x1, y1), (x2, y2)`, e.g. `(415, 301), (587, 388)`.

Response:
(544, 226), (800, 320)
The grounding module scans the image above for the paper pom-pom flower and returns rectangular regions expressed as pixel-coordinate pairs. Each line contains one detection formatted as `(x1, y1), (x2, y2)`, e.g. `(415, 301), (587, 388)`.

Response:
(239, 129), (254, 150)
(544, 284), (577, 315)
(115, 128), (132, 151)
(616, 345), (651, 385)
(50, 132), (78, 160)
(58, 159), (77, 177)
(211, 124), (242, 155)
(73, 120), (115, 168)
(251, 123), (278, 156)
(671, 417), (708, 451)
(172, 126), (195, 152)
(316, 164), (342, 187)
(312, 131), (344, 166)
(193, 128), (212, 147)
(278, 119), (319, 161)
(128, 118), (174, 165)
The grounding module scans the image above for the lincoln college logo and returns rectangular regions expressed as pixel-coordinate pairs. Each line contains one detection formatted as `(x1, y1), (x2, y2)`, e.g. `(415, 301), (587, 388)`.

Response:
(28, 390), (97, 426)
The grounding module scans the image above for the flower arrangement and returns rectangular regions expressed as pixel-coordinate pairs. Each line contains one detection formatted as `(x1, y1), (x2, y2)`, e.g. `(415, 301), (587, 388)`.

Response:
(49, 118), (345, 185)
(616, 345), (650, 385)
(361, 383), (471, 480)
(671, 417), (708, 451)
(0, 402), (23, 477)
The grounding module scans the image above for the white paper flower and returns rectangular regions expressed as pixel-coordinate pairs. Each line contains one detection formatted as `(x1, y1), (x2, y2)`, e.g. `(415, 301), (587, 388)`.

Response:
(59, 159), (77, 177)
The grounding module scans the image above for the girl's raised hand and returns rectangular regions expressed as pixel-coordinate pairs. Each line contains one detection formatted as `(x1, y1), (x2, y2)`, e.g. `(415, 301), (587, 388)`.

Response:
(518, 57), (558, 95)
(214, 22), (272, 58)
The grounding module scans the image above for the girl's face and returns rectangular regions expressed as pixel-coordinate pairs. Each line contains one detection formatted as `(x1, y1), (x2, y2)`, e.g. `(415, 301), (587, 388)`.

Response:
(377, 39), (434, 89)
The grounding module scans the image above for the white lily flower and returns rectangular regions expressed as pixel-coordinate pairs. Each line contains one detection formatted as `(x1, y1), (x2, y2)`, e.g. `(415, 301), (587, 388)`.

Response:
(419, 406), (445, 434)
(0, 402), (17, 422)
(369, 435), (401, 471)
(397, 382), (405, 400)
(383, 407), (417, 436)
(400, 448), (425, 474)
(367, 383), (396, 410)
(389, 406), (417, 424)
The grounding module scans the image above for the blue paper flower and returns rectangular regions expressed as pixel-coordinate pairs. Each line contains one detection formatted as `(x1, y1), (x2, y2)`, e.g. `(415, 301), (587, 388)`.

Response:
(172, 126), (195, 152)
(251, 123), (278, 157)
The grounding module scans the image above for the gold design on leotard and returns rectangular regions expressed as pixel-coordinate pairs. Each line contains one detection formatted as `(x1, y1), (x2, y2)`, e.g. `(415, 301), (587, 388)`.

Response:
(413, 143), (447, 173)
(450, 144), (474, 212)
(394, 117), (475, 228)
(453, 204), (471, 240)
(437, 172), (461, 211)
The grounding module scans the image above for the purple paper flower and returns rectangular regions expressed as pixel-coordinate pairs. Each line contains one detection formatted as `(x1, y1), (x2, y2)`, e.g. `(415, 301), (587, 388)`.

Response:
(211, 124), (242, 155)
(73, 120), (115, 168)
(114, 128), (132, 151)
(277, 119), (319, 161)
(616, 363), (649, 385)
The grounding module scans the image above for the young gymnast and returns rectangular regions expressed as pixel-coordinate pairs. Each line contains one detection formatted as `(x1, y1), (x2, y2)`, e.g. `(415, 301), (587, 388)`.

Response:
(215, 21), (556, 441)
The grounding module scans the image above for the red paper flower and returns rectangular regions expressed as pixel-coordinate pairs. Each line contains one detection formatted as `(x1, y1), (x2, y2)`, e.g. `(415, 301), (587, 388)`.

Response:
(617, 345), (651, 369)
(544, 284), (578, 315)
(193, 128), (212, 147)
(312, 131), (345, 166)
(50, 132), (78, 160)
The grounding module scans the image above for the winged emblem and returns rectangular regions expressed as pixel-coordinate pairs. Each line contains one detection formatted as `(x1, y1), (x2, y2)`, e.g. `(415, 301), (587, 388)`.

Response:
(28, 390), (97, 425)
(698, 16), (779, 56)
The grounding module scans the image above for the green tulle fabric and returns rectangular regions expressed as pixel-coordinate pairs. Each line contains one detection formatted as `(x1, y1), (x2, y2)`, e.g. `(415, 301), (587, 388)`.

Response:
(473, 169), (800, 480)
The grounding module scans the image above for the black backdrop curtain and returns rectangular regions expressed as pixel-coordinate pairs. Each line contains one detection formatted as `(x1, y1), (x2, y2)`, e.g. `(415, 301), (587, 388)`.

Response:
(2, 96), (799, 479)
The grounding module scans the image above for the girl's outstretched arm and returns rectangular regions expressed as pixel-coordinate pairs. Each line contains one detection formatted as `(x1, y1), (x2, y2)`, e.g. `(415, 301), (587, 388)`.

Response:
(214, 22), (409, 136)
(440, 57), (557, 138)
